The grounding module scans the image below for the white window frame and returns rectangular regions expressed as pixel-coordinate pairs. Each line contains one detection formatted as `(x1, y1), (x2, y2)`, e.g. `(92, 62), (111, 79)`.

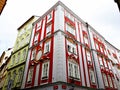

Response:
(98, 56), (103, 66)
(67, 40), (77, 55)
(86, 51), (91, 63)
(84, 36), (88, 45)
(89, 69), (96, 84)
(44, 41), (51, 54)
(27, 67), (34, 83)
(31, 48), (36, 60)
(66, 23), (75, 36)
(68, 61), (80, 80)
(36, 21), (41, 31)
(103, 73), (109, 87)
(42, 61), (49, 79)
(46, 24), (52, 36)
(108, 75), (113, 88)
(100, 46), (103, 53)
(103, 58), (107, 68)
(34, 33), (39, 45)
(47, 13), (52, 23)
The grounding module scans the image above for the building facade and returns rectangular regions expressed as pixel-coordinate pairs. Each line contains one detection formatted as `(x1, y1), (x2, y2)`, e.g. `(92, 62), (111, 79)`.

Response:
(20, 1), (120, 90)
(2, 16), (39, 90)
(0, 48), (12, 90)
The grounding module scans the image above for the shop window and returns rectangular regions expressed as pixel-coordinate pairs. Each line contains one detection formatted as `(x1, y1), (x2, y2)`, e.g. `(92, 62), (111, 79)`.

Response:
(67, 40), (77, 55)
(68, 61), (80, 80)
(66, 23), (75, 36)
(31, 48), (36, 60)
(103, 73), (108, 87)
(89, 69), (96, 84)
(27, 66), (34, 83)
(44, 41), (51, 54)
(46, 24), (52, 36)
(42, 62), (49, 79)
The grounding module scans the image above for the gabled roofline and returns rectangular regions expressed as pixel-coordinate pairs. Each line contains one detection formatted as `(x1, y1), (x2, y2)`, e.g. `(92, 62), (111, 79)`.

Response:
(17, 15), (40, 30)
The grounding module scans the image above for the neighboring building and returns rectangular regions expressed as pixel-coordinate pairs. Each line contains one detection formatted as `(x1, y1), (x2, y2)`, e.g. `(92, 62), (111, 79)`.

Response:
(0, 0), (7, 15)
(21, 1), (120, 90)
(114, 0), (120, 12)
(0, 48), (12, 90)
(2, 16), (39, 90)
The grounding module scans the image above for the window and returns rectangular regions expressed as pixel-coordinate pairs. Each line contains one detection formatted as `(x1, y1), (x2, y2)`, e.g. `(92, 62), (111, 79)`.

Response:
(68, 61), (80, 80)
(66, 23), (75, 36)
(47, 13), (52, 23)
(108, 75), (113, 88)
(89, 69), (96, 84)
(112, 77), (117, 88)
(16, 52), (20, 63)
(11, 55), (15, 66)
(42, 62), (49, 79)
(67, 40), (77, 55)
(95, 42), (99, 50)
(34, 33), (39, 45)
(84, 36), (88, 45)
(65, 11), (74, 22)
(103, 73), (108, 87)
(103, 58), (107, 68)
(36, 21), (41, 31)
(27, 67), (34, 83)
(44, 41), (50, 54)
(31, 48), (36, 60)
(100, 46), (103, 53)
(86, 51), (92, 63)
(98, 56), (103, 66)
(22, 49), (26, 60)
(26, 34), (30, 43)
(18, 68), (23, 83)
(12, 70), (17, 86)
(46, 24), (52, 36)
(108, 62), (111, 70)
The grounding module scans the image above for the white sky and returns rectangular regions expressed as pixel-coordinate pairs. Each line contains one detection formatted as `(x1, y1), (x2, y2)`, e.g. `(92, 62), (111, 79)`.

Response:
(0, 0), (120, 55)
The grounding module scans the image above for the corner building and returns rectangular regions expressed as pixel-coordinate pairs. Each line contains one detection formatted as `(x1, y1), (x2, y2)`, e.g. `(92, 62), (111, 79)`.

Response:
(22, 1), (120, 90)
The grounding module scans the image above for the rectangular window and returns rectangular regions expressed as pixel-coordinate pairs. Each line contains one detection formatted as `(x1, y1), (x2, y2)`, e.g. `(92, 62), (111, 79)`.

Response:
(36, 21), (41, 31)
(66, 23), (75, 36)
(34, 33), (39, 45)
(108, 62), (111, 70)
(17, 68), (23, 83)
(112, 77), (117, 88)
(27, 67), (34, 83)
(89, 69), (96, 84)
(22, 49), (26, 60)
(65, 11), (74, 22)
(103, 58), (107, 68)
(67, 40), (77, 55)
(100, 46), (103, 53)
(44, 41), (50, 54)
(16, 52), (20, 63)
(98, 56), (103, 66)
(31, 48), (36, 60)
(68, 61), (80, 80)
(95, 42), (99, 50)
(47, 13), (52, 23)
(42, 62), (49, 79)
(86, 51), (91, 63)
(11, 55), (15, 66)
(103, 73), (108, 87)
(84, 36), (88, 45)
(108, 75), (113, 88)
(46, 24), (52, 36)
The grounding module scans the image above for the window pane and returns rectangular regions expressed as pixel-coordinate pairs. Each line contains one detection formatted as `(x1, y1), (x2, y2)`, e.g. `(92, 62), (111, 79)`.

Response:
(46, 25), (51, 36)
(27, 67), (34, 83)
(44, 41), (50, 54)
(42, 62), (49, 79)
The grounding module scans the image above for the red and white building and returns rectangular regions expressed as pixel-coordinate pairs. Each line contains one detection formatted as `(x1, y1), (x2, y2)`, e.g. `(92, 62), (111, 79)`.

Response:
(21, 1), (120, 90)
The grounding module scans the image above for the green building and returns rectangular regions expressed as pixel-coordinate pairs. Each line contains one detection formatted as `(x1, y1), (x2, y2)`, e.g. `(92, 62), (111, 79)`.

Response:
(2, 16), (39, 90)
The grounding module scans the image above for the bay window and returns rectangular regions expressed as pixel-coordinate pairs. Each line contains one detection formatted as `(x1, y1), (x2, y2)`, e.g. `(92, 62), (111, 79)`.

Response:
(68, 61), (80, 80)
(42, 62), (49, 79)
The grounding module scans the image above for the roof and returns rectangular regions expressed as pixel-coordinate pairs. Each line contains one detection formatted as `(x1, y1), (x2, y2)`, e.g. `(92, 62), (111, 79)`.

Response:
(17, 15), (40, 30)
(0, 0), (7, 15)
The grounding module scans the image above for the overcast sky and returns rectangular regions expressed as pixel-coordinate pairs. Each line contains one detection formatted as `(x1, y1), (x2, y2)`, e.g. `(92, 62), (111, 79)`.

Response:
(0, 0), (120, 55)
